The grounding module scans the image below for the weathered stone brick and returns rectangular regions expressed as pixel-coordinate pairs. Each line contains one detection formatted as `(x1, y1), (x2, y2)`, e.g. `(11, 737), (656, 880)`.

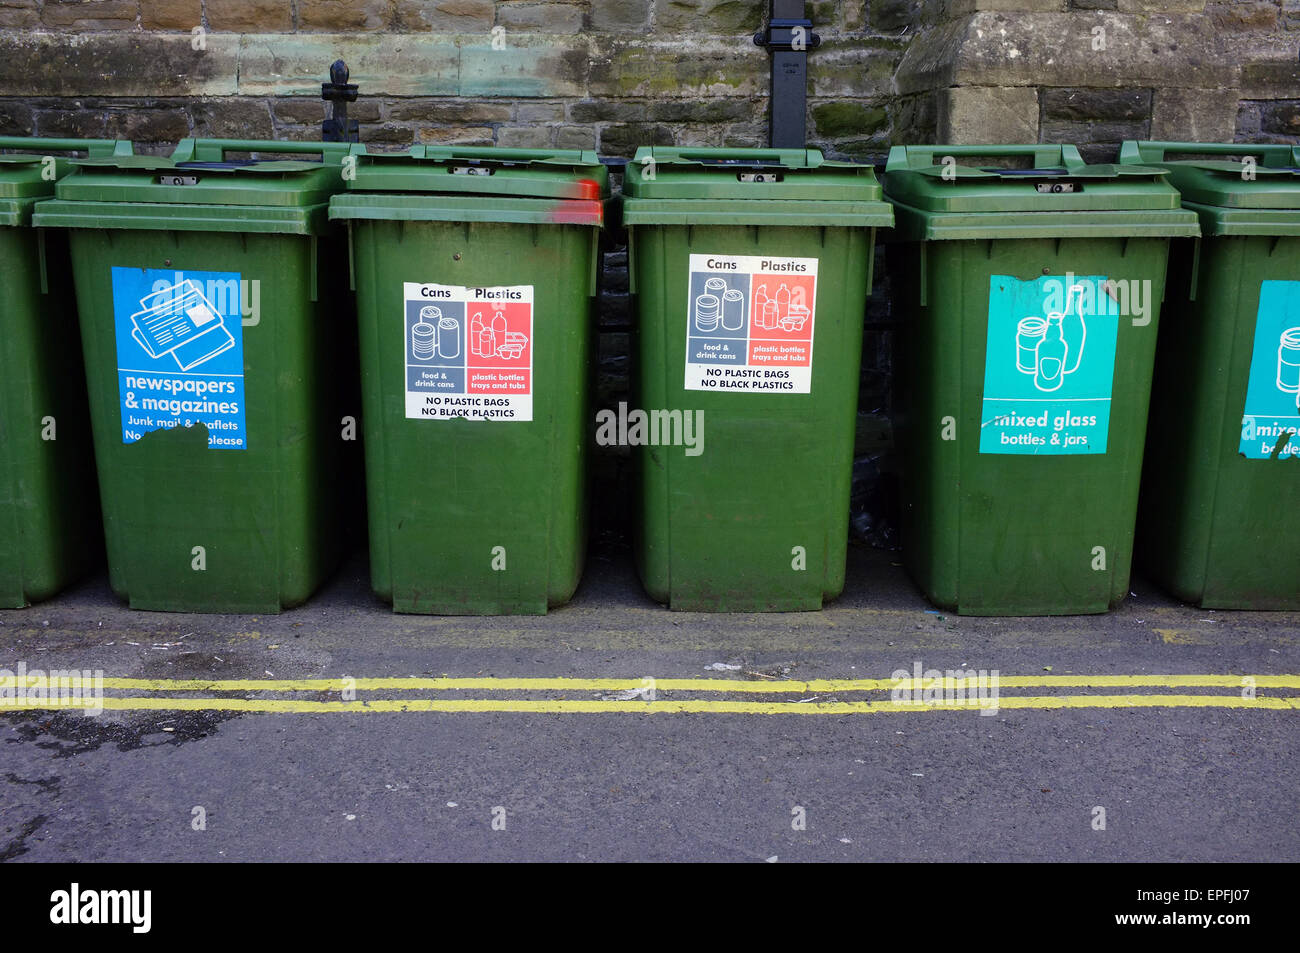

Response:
(554, 124), (597, 149)
(361, 123), (417, 145)
(0, 100), (34, 135)
(140, 0), (202, 30)
(1075, 142), (1121, 163)
(192, 97), (276, 138)
(496, 2), (584, 33)
(812, 100), (888, 137)
(721, 123), (765, 148)
(105, 106), (193, 144)
(871, 0), (922, 31)
(1041, 87), (1152, 122)
(1116, 0), (1204, 11)
(393, 0), (496, 32)
(821, 136), (889, 161)
(1235, 100), (1263, 138)
(599, 122), (674, 156)
(1039, 118), (1149, 144)
(1260, 100), (1300, 136)
(809, 39), (901, 98)
(515, 102), (566, 122)
(589, 0), (651, 32)
(34, 106), (108, 139)
(0, 33), (239, 97)
(893, 92), (938, 143)
(656, 0), (763, 34)
(0, 0), (39, 30)
(417, 125), (495, 144)
(1151, 87), (1239, 141)
(569, 100), (646, 123)
(205, 0), (293, 32)
(1241, 61), (1300, 99)
(496, 125), (552, 148)
(1208, 1), (1278, 31)
(387, 99), (512, 123)
(673, 124), (729, 147)
(589, 39), (763, 97)
(938, 85), (1038, 144)
(458, 35), (588, 97)
(1285, 0), (1300, 30)
(42, 0), (138, 29)
(299, 1), (390, 32)
(649, 99), (755, 122)
(273, 97), (379, 124)
(238, 36), (460, 97)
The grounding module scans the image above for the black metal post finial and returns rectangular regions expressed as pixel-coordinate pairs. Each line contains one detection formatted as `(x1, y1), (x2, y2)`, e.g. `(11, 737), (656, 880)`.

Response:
(322, 59), (360, 143)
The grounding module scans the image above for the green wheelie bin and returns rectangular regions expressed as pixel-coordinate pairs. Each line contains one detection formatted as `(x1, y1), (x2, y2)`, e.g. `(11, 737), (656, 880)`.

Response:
(31, 139), (354, 613)
(329, 146), (607, 615)
(0, 138), (126, 607)
(1121, 141), (1300, 609)
(622, 147), (892, 611)
(883, 144), (1199, 615)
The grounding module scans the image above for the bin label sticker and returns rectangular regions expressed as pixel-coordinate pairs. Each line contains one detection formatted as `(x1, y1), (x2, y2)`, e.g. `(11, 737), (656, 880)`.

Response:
(684, 253), (818, 393)
(404, 283), (533, 422)
(111, 267), (247, 450)
(1240, 280), (1300, 459)
(979, 274), (1119, 455)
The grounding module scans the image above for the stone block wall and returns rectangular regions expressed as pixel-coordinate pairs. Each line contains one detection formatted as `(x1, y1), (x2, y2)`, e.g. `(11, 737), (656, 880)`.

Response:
(0, 2), (908, 159)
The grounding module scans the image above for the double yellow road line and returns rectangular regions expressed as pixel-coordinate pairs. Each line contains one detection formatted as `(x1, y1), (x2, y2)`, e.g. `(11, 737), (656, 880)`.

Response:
(3, 674), (1298, 715)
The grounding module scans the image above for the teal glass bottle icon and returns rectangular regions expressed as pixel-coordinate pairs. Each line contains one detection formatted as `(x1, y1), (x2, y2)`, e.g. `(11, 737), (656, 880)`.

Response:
(1061, 283), (1087, 374)
(1035, 314), (1069, 392)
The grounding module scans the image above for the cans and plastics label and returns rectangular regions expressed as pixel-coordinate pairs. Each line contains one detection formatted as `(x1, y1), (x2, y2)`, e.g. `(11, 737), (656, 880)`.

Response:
(111, 267), (247, 450)
(404, 283), (534, 422)
(1240, 279), (1300, 459)
(979, 274), (1119, 455)
(683, 253), (818, 393)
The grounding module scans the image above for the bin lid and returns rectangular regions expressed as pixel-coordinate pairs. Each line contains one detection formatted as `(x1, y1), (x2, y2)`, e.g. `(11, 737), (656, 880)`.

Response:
(329, 145), (608, 227)
(1119, 141), (1300, 235)
(0, 138), (129, 227)
(31, 139), (351, 235)
(620, 146), (892, 227)
(883, 144), (1199, 240)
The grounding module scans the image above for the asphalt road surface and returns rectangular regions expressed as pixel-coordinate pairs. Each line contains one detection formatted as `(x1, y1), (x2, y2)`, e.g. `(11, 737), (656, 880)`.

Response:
(2, 541), (1297, 862)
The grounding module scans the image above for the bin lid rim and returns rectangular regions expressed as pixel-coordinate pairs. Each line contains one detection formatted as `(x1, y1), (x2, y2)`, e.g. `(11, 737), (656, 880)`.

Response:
(629, 146), (837, 170)
(71, 155), (334, 174)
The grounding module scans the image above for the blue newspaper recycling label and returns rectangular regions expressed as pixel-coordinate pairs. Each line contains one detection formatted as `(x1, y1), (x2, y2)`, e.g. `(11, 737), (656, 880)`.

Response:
(979, 274), (1119, 455)
(1240, 280), (1300, 459)
(111, 267), (248, 450)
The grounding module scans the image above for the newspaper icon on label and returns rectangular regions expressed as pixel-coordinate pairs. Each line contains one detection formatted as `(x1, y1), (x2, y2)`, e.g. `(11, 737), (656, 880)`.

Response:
(130, 280), (235, 371)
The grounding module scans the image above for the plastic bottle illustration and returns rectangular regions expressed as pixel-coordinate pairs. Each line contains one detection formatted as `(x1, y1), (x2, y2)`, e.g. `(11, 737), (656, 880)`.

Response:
(470, 312), (485, 357)
(776, 283), (791, 321)
(1060, 283), (1087, 374)
(754, 283), (769, 328)
(475, 311), (495, 358)
(437, 313), (459, 359)
(491, 312), (507, 356)
(1035, 315), (1069, 392)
